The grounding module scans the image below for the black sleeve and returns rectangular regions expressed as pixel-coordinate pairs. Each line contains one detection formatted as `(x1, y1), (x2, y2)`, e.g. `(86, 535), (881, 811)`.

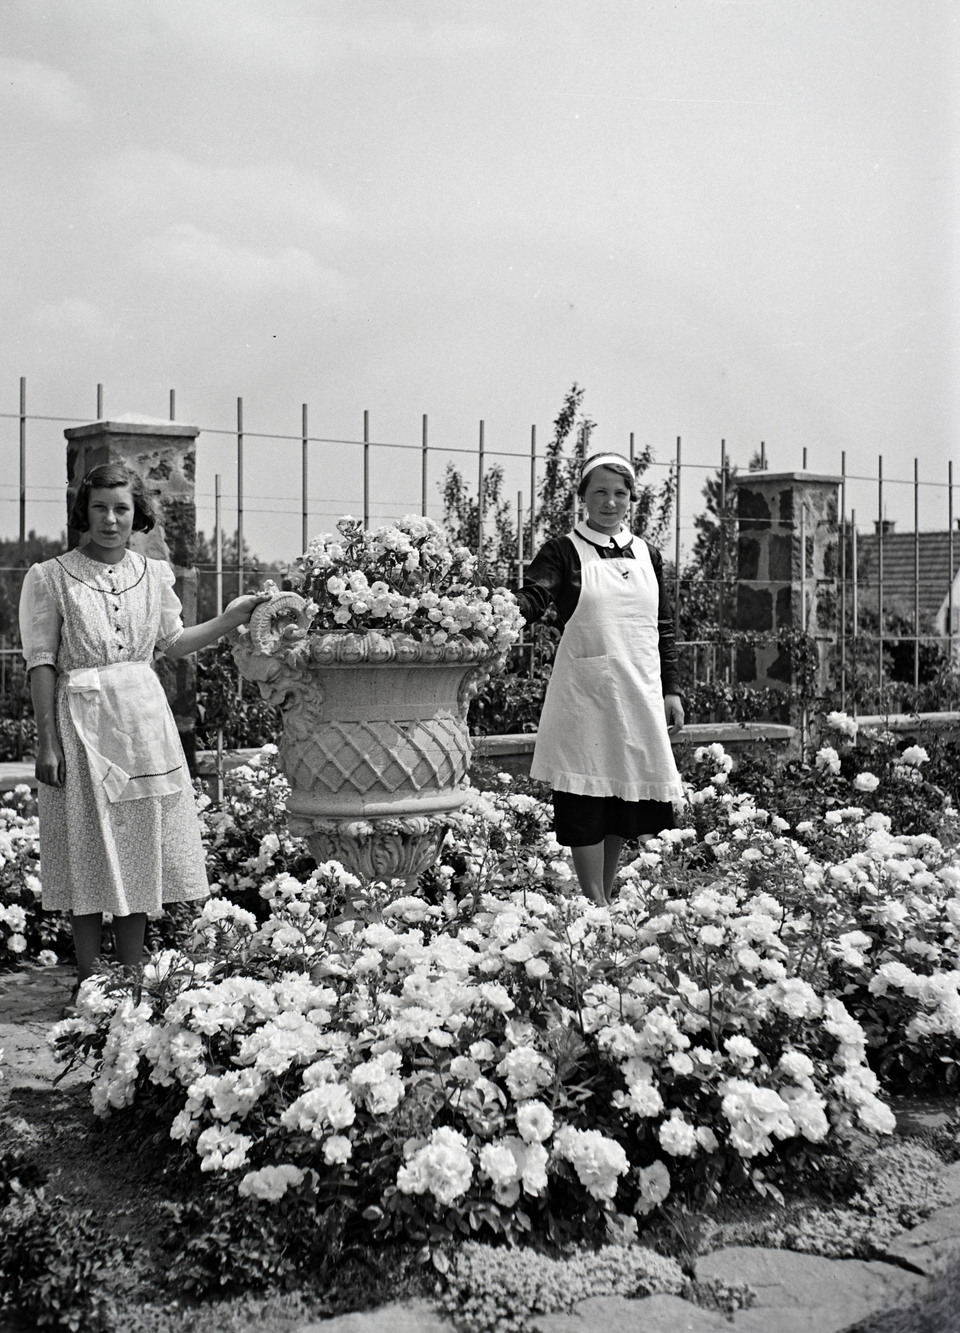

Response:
(515, 537), (568, 624)
(647, 541), (680, 697)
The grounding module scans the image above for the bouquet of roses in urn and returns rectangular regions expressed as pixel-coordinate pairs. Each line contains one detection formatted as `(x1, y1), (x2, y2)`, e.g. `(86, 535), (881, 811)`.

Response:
(282, 514), (524, 653)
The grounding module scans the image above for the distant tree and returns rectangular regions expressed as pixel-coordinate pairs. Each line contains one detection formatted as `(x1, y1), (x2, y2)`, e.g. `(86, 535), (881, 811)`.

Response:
(194, 530), (279, 622)
(441, 462), (519, 587)
(535, 383), (595, 541)
(678, 451), (762, 641)
(440, 382), (676, 588)
(0, 532), (66, 639)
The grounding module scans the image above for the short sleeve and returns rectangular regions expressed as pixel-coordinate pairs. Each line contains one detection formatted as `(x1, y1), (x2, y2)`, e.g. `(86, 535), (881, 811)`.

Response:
(154, 561), (185, 653)
(18, 563), (62, 671)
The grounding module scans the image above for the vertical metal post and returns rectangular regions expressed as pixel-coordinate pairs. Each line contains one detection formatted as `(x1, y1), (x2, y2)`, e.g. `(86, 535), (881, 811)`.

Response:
(477, 420), (486, 564)
(674, 436), (682, 643)
(913, 458), (920, 690)
(96, 383), (104, 419)
(949, 461), (956, 707)
(839, 451), (847, 710)
(802, 446), (808, 470)
(529, 425), (537, 557)
(877, 455), (884, 698)
(421, 415), (429, 518)
(799, 505), (807, 632)
(169, 389), (176, 421)
(214, 474), (224, 803)
(851, 511), (859, 717)
(361, 410), (370, 528)
(235, 397), (245, 596)
(759, 440), (767, 469)
(718, 439), (727, 681)
(528, 425), (537, 675)
(215, 475), (224, 615)
(301, 403), (309, 554)
(628, 432), (636, 529)
(516, 490), (524, 585)
(18, 377), (26, 565)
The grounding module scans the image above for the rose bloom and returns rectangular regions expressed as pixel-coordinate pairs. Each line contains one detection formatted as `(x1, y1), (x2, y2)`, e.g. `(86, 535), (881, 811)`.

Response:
(900, 745), (929, 766)
(238, 1164), (304, 1201)
(826, 711), (858, 738)
(815, 747), (841, 775)
(854, 772), (880, 792)
(323, 1135), (353, 1165)
(396, 1126), (474, 1206)
(658, 1113), (698, 1158)
(635, 1161), (671, 1215)
(515, 1100), (555, 1143)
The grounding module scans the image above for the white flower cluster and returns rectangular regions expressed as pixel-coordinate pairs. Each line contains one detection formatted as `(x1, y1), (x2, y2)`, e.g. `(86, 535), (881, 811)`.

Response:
(293, 514), (524, 649)
(45, 740), (960, 1233)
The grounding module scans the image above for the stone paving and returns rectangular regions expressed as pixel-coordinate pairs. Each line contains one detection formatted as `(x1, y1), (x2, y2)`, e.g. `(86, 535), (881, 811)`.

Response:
(2, 965), (959, 1333)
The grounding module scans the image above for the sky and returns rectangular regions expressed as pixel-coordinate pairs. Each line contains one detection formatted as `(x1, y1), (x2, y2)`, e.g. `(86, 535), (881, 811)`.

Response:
(1, 0), (958, 565)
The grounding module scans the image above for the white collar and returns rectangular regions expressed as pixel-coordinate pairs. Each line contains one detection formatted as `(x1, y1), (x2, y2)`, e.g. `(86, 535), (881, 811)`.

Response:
(574, 521), (634, 550)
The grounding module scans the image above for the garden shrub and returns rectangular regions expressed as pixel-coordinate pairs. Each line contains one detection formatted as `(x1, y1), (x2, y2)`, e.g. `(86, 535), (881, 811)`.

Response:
(0, 1148), (125, 1331)
(163, 1183), (348, 1298)
(0, 715), (36, 762)
(438, 1240), (684, 1333)
(731, 1139), (956, 1260)
(0, 783), (71, 969)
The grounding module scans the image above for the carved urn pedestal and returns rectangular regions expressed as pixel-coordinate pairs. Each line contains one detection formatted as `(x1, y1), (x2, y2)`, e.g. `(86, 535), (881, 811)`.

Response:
(233, 608), (502, 884)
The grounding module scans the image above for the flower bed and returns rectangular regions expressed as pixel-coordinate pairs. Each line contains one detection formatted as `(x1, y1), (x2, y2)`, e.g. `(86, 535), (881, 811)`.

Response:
(39, 730), (959, 1280)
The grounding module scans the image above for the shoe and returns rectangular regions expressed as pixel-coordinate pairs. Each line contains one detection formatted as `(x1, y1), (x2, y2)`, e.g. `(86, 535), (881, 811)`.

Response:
(60, 984), (80, 1019)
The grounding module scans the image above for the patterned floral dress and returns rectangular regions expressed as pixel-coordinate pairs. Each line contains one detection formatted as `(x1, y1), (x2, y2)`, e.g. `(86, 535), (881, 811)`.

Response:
(19, 549), (208, 916)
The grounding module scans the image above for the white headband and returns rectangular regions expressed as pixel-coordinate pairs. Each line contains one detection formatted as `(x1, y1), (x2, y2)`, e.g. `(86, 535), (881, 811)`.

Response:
(581, 453), (635, 480)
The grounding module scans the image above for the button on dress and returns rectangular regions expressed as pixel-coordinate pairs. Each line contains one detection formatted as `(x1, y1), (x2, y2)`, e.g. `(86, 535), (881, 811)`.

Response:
(19, 549), (209, 916)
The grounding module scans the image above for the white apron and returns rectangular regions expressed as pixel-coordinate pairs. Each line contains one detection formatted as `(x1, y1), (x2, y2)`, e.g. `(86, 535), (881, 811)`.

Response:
(64, 660), (190, 803)
(531, 533), (683, 802)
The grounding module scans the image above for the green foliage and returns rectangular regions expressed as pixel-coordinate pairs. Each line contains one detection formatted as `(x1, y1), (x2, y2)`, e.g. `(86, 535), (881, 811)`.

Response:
(0, 531), (66, 639)
(744, 1141), (955, 1260)
(0, 783), (72, 968)
(0, 1148), (125, 1331)
(163, 1184), (347, 1298)
(194, 640), (280, 750)
(439, 1240), (684, 1333)
(441, 462), (520, 586)
(0, 715), (36, 761)
(534, 383), (593, 542)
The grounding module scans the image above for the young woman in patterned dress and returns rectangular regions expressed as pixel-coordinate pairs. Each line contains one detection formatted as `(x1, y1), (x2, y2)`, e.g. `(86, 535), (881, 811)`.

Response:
(19, 463), (267, 1002)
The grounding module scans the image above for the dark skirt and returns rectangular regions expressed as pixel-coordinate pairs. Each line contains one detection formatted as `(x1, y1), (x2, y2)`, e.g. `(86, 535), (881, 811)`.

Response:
(552, 790), (675, 848)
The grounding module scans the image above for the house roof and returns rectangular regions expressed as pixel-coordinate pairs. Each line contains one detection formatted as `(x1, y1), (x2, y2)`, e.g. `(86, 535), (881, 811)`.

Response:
(855, 529), (960, 622)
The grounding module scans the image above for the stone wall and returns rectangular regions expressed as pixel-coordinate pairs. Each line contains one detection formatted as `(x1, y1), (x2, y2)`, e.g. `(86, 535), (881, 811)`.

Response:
(63, 420), (200, 771)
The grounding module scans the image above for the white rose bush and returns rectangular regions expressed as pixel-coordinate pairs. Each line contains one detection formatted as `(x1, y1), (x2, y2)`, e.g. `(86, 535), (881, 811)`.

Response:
(46, 728), (960, 1281)
(0, 783), (71, 969)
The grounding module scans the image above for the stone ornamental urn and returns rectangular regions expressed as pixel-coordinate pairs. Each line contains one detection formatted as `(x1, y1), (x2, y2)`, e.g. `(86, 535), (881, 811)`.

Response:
(233, 595), (504, 883)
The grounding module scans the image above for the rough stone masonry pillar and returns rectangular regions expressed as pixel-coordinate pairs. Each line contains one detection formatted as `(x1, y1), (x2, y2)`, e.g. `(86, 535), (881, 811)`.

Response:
(734, 470), (841, 723)
(63, 419), (201, 773)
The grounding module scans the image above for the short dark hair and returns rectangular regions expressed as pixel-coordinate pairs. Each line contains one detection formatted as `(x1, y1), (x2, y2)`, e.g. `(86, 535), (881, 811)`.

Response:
(577, 454), (638, 501)
(69, 463), (158, 533)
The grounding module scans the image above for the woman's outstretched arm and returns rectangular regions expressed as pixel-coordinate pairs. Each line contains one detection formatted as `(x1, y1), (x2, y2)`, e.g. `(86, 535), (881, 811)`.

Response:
(162, 593), (270, 660)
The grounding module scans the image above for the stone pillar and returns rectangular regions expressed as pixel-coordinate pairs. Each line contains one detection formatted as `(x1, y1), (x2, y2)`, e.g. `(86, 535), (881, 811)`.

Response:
(63, 420), (201, 772)
(734, 471), (841, 721)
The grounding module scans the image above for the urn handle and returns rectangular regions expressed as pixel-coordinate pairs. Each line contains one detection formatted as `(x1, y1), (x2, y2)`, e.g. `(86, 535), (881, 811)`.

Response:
(247, 592), (313, 656)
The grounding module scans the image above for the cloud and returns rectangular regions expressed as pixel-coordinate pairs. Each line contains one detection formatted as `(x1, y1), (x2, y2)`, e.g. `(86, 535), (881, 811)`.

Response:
(30, 299), (111, 338)
(0, 55), (86, 123)
(96, 149), (351, 234)
(134, 223), (344, 297)
(57, 1), (506, 72)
